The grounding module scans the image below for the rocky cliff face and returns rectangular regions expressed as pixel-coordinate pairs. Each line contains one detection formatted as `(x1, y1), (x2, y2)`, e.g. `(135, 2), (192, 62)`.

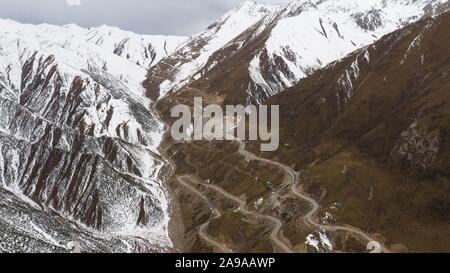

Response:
(0, 19), (185, 252)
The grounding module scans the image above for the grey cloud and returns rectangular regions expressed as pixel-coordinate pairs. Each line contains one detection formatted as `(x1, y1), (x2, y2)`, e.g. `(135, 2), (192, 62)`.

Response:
(0, 0), (290, 35)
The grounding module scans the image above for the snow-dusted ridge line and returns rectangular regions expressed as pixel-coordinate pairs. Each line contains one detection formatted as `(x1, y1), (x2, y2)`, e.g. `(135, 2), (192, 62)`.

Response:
(0, 18), (187, 70)
(143, 0), (448, 103)
(144, 0), (448, 104)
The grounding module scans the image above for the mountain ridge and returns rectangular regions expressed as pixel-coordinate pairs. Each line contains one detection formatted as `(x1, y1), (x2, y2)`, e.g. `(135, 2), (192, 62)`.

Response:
(146, 0), (448, 105)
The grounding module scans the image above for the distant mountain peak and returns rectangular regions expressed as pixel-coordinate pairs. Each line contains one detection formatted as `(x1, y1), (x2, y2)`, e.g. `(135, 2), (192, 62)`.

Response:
(149, 0), (447, 105)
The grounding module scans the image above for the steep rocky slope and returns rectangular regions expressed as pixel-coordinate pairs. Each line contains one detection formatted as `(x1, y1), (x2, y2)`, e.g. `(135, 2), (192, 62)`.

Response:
(0, 20), (185, 252)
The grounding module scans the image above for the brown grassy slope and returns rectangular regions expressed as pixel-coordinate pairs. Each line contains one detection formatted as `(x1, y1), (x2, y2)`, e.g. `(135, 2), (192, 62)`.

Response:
(258, 12), (450, 252)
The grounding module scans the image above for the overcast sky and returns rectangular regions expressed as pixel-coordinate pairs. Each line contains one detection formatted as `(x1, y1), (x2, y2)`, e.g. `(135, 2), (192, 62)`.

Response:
(0, 0), (288, 36)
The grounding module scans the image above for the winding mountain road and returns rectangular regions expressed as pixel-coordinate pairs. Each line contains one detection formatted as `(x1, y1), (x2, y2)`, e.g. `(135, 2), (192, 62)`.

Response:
(155, 95), (389, 253)
(235, 139), (390, 253)
(176, 176), (232, 253)
(178, 175), (294, 253)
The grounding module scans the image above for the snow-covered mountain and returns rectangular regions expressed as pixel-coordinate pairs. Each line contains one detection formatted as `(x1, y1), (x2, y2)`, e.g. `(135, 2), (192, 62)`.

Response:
(1, 0), (448, 253)
(246, 0), (449, 103)
(0, 19), (185, 252)
(144, 1), (277, 100)
(145, 0), (448, 104)
(82, 25), (186, 69)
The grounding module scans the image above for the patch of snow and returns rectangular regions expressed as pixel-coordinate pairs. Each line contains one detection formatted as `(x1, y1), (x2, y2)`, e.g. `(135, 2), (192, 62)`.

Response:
(254, 197), (264, 209)
(306, 230), (333, 252)
(306, 234), (320, 251)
